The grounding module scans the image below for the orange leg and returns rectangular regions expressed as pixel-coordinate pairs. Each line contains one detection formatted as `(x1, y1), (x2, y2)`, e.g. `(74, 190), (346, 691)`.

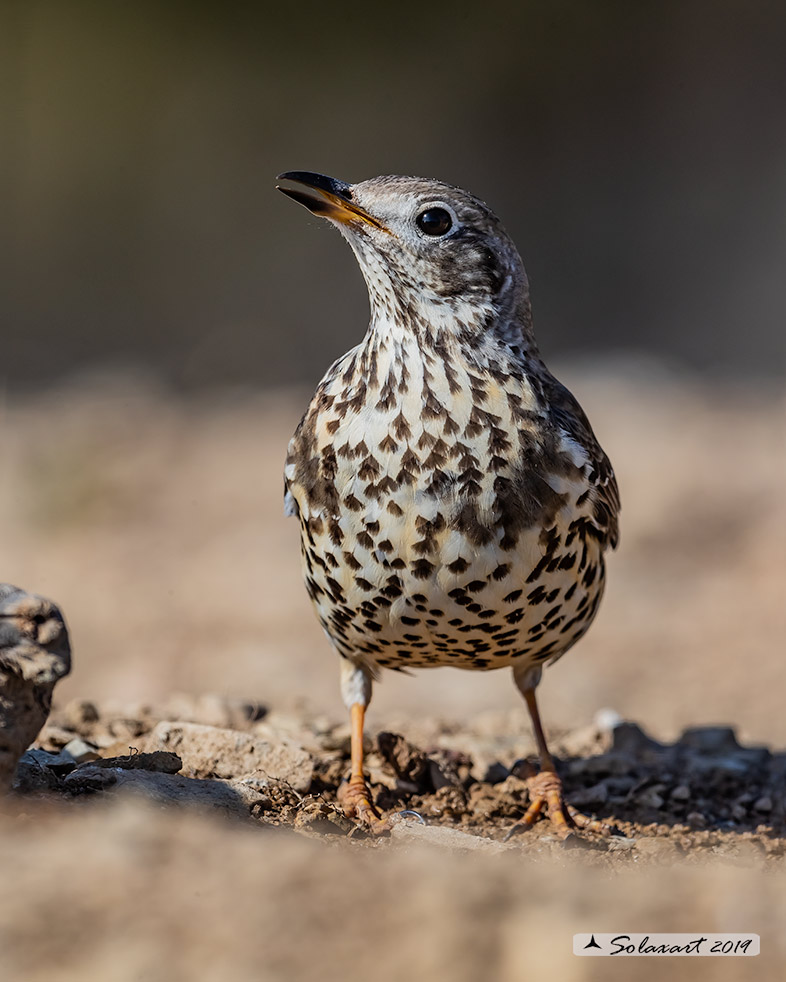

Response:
(507, 686), (614, 838)
(337, 702), (390, 834)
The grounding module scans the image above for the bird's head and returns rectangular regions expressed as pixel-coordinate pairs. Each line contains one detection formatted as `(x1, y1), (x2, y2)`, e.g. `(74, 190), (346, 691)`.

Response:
(277, 171), (534, 349)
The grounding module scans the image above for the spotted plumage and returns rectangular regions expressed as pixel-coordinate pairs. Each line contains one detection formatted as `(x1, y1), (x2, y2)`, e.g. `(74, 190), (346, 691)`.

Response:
(277, 171), (620, 834)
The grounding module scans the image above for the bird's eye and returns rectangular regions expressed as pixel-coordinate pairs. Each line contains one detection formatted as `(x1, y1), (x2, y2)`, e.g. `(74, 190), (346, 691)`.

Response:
(416, 207), (453, 237)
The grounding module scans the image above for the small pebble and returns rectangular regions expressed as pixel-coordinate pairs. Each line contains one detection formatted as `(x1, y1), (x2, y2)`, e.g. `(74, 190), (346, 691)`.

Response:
(63, 738), (101, 764)
(753, 796), (772, 813)
(607, 836), (637, 852)
(670, 784), (691, 802)
(637, 788), (665, 809)
(594, 708), (623, 732)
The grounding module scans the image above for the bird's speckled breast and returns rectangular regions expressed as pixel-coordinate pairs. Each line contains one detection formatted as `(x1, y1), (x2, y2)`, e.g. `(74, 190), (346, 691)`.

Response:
(285, 326), (610, 674)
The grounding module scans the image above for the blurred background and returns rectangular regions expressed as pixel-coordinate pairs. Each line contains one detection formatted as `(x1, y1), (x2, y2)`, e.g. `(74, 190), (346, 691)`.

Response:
(3, 0), (785, 385)
(1, 0), (784, 738)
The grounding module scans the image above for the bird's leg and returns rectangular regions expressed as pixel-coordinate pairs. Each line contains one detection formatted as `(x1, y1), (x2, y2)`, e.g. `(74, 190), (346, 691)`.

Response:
(508, 670), (612, 838)
(337, 661), (389, 833)
(338, 702), (389, 832)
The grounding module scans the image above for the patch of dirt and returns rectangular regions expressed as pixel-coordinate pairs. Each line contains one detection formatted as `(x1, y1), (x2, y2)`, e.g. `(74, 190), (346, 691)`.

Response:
(4, 694), (785, 981)
(16, 695), (784, 867)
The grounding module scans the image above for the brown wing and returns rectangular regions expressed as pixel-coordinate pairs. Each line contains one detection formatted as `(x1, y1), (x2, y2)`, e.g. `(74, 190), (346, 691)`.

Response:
(545, 378), (620, 551)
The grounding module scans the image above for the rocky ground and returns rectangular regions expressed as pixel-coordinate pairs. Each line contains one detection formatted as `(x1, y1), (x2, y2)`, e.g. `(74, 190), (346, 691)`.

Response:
(3, 694), (785, 982)
(1, 370), (784, 980)
(16, 695), (786, 863)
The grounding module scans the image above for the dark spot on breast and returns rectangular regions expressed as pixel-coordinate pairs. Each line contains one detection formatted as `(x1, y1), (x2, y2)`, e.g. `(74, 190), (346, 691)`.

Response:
(325, 575), (346, 599)
(378, 434), (398, 453)
(359, 456), (381, 481)
(451, 503), (495, 547)
(411, 559), (435, 580)
(526, 555), (550, 583)
(392, 412), (411, 439)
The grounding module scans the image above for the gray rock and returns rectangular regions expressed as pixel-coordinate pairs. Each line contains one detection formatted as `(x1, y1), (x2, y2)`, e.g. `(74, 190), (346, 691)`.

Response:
(63, 764), (118, 792)
(145, 721), (313, 792)
(64, 765), (265, 816)
(611, 722), (663, 755)
(686, 755), (750, 779)
(0, 585), (71, 792)
(568, 782), (609, 807)
(568, 751), (637, 777)
(13, 749), (64, 792)
(679, 726), (740, 754)
(83, 750), (182, 774)
(637, 788), (665, 810)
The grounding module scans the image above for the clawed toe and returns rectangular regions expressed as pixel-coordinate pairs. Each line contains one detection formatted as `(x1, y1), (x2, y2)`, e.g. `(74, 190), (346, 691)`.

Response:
(504, 767), (616, 840)
(338, 776), (390, 835)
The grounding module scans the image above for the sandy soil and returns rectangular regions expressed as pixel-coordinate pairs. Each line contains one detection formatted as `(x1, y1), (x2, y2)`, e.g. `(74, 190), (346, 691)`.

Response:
(1, 366), (784, 980)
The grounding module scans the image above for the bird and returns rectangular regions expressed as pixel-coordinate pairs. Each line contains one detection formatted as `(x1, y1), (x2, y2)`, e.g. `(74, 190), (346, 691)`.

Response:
(276, 171), (620, 835)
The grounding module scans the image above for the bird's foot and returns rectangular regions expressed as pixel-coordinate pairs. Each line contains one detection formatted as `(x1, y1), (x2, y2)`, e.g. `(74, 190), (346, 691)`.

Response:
(338, 776), (390, 835)
(505, 764), (615, 841)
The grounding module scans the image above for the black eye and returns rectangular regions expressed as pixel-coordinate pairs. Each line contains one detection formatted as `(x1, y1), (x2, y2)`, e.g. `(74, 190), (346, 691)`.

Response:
(416, 207), (453, 236)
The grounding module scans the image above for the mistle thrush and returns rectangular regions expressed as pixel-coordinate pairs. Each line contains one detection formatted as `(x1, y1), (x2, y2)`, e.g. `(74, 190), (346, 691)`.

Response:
(277, 171), (620, 834)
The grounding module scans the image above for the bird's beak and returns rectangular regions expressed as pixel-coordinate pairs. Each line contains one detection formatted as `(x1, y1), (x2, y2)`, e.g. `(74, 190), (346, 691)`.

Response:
(276, 171), (386, 231)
